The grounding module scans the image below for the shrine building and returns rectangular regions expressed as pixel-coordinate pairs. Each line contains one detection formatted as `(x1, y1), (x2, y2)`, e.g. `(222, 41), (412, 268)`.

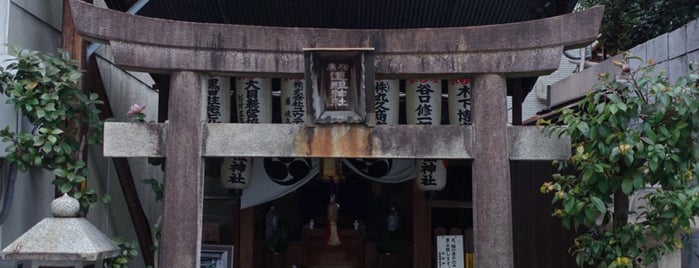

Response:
(63, 1), (602, 267)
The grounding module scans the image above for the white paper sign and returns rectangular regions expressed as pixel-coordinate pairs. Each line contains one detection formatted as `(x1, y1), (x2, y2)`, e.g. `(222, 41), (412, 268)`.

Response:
(436, 235), (464, 268)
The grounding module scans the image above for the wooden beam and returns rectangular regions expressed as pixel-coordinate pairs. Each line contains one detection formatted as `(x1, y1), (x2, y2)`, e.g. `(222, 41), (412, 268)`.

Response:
(512, 79), (523, 126)
(412, 183), (431, 268)
(151, 74), (170, 123)
(62, 0), (87, 70)
(239, 207), (255, 268)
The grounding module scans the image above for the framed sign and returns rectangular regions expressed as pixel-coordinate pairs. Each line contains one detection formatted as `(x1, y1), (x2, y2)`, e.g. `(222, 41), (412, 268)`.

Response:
(303, 48), (375, 125)
(436, 235), (464, 268)
(201, 244), (234, 268)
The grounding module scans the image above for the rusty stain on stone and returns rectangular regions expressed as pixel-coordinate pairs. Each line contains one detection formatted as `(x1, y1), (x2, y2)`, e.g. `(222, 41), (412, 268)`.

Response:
(297, 125), (375, 157)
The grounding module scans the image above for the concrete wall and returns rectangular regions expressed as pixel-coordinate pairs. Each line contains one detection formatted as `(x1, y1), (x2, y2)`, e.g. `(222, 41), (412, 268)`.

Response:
(627, 18), (699, 84)
(549, 18), (699, 110)
(7, 0), (62, 53)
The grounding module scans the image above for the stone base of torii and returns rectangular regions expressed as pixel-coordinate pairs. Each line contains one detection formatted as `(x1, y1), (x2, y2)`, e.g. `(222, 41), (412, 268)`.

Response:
(68, 1), (603, 267)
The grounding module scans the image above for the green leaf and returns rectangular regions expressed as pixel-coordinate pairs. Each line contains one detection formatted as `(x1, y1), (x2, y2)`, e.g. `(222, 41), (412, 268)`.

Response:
(54, 168), (67, 178)
(47, 135), (57, 144)
(621, 179), (633, 195)
(649, 157), (659, 172)
(607, 94), (623, 103)
(598, 179), (610, 194)
(591, 196), (606, 213)
(617, 102), (627, 112)
(578, 122), (590, 136)
(102, 194), (112, 204)
(609, 104), (619, 114)
(59, 183), (72, 193)
(632, 174), (644, 189)
(564, 197), (575, 213)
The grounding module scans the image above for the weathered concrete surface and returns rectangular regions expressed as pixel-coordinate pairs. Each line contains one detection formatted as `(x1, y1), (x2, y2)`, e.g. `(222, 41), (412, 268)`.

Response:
(548, 55), (623, 108)
(472, 74), (514, 268)
(1, 217), (119, 262)
(160, 72), (207, 268)
(508, 126), (570, 160)
(70, 0), (603, 76)
(206, 124), (473, 159)
(104, 122), (572, 160)
(103, 122), (165, 157)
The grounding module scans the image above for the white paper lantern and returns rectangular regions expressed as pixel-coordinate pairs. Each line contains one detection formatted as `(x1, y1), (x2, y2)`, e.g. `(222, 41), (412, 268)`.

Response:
(406, 79), (441, 126)
(448, 78), (472, 125)
(206, 76), (231, 123)
(235, 77), (272, 123)
(221, 77), (273, 192)
(406, 79), (446, 191)
(415, 160), (447, 191)
(374, 79), (399, 125)
(220, 157), (252, 190)
(281, 77), (306, 124)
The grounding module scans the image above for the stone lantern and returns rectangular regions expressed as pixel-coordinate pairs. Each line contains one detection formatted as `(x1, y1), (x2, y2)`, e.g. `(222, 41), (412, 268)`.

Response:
(1, 194), (119, 268)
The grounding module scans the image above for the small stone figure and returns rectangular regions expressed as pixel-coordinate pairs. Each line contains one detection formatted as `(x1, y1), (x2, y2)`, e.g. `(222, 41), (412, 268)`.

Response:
(308, 219), (315, 230)
(353, 220), (360, 230)
(387, 207), (399, 232)
(326, 195), (342, 246)
(265, 206), (278, 241)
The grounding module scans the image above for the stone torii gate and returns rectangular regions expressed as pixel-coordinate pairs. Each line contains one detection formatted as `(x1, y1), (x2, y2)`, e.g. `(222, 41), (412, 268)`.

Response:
(69, 1), (602, 267)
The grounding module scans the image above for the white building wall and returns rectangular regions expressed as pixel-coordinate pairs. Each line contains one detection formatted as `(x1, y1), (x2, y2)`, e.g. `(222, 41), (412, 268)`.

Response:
(7, 0), (62, 53)
(520, 49), (581, 122)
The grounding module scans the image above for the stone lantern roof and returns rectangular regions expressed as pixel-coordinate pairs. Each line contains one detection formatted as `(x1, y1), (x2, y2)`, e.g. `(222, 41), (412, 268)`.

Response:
(0, 194), (119, 264)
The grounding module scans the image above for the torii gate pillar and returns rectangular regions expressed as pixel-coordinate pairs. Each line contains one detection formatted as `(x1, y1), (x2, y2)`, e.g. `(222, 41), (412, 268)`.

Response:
(472, 74), (513, 266)
(160, 72), (208, 265)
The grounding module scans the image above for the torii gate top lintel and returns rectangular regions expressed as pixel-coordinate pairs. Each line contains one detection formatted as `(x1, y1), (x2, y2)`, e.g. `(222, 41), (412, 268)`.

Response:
(69, 0), (603, 77)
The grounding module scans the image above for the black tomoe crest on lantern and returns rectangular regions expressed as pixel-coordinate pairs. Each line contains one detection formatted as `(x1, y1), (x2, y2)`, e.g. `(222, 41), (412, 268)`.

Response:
(263, 158), (313, 186)
(346, 158), (393, 178)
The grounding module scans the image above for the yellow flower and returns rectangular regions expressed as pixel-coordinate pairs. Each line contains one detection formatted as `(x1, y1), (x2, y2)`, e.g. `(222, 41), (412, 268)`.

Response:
(615, 256), (631, 266)
(556, 191), (565, 199)
(618, 144), (631, 155)
(555, 209), (565, 217)
(540, 182), (551, 194)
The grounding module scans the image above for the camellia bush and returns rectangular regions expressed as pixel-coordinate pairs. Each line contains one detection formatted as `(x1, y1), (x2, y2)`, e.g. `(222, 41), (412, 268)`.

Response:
(541, 56), (699, 267)
(0, 47), (107, 212)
